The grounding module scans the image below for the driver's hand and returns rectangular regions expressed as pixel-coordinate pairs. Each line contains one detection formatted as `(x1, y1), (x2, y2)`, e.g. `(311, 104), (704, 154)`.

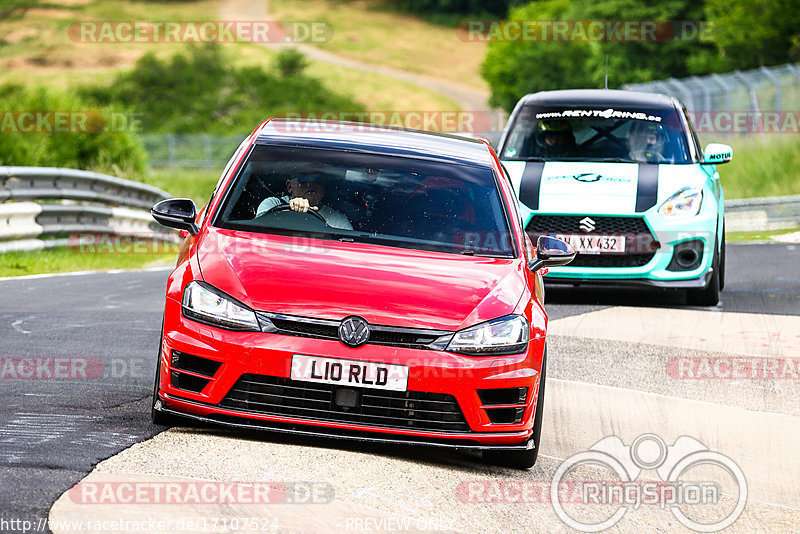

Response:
(289, 197), (319, 213)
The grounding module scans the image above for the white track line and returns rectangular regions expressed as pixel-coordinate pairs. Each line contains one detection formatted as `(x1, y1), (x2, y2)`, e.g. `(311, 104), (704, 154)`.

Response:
(0, 266), (172, 282)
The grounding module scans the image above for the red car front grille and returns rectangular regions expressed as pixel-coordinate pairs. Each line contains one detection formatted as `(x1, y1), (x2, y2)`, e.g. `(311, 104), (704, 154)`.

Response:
(219, 374), (470, 433)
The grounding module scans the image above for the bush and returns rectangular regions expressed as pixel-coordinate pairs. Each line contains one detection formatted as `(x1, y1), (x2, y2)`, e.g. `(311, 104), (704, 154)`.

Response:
(79, 43), (364, 135)
(0, 85), (147, 178)
(274, 48), (309, 78)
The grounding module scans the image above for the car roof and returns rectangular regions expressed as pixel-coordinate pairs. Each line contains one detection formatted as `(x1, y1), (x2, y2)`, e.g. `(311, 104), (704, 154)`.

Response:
(518, 89), (679, 110)
(255, 119), (495, 167)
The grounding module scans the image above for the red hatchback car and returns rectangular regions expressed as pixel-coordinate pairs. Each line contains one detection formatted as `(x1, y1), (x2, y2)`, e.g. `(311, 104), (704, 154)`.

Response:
(151, 119), (574, 468)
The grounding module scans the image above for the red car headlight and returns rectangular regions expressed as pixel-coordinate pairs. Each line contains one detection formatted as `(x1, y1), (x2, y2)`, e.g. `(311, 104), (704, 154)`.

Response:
(447, 315), (529, 355)
(181, 281), (260, 331)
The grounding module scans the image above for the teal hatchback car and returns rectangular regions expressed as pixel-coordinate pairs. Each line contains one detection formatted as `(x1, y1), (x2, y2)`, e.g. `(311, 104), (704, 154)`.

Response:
(497, 89), (732, 306)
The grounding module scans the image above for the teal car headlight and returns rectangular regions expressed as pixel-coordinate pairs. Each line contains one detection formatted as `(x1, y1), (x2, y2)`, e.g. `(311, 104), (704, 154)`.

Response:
(658, 187), (703, 217)
(447, 315), (529, 355)
(182, 281), (259, 331)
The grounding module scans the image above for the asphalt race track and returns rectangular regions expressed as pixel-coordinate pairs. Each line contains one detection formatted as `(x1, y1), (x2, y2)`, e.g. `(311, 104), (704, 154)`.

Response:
(1, 243), (798, 533)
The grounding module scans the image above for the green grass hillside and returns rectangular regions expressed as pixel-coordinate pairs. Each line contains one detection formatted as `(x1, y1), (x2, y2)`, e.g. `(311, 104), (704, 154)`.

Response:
(717, 136), (800, 199)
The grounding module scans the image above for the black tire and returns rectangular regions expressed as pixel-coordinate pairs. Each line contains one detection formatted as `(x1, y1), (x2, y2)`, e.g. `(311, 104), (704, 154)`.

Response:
(484, 348), (547, 469)
(151, 324), (182, 426)
(719, 226), (726, 291)
(687, 240), (720, 306)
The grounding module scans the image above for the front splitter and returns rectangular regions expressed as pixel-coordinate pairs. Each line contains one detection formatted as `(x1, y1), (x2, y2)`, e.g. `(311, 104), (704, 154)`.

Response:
(545, 270), (712, 290)
(155, 395), (534, 452)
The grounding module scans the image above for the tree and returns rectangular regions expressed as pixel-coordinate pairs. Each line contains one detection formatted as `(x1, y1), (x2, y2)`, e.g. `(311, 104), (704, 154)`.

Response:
(699, 0), (800, 70)
(481, 0), (715, 111)
(482, 0), (596, 111)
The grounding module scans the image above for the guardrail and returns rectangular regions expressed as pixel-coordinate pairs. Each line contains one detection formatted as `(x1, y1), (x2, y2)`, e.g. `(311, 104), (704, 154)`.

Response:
(1, 167), (797, 253)
(725, 194), (800, 232)
(0, 167), (173, 253)
(0, 166), (168, 210)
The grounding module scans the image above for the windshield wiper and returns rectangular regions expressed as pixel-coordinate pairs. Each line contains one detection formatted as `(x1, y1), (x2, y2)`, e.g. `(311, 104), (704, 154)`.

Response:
(460, 249), (513, 258)
(594, 157), (639, 163)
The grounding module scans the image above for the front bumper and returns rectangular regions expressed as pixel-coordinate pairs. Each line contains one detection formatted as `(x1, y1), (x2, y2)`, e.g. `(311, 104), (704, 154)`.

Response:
(544, 270), (713, 289)
(157, 296), (543, 448)
(535, 211), (719, 288)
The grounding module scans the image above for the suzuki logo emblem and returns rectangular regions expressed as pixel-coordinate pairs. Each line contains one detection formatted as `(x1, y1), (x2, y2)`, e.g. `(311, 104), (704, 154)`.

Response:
(573, 173), (603, 182)
(338, 316), (370, 347)
(579, 217), (596, 233)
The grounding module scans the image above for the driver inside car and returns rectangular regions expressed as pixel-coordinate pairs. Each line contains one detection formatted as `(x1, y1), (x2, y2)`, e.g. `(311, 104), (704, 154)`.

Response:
(535, 120), (576, 158)
(256, 172), (353, 230)
(628, 122), (668, 163)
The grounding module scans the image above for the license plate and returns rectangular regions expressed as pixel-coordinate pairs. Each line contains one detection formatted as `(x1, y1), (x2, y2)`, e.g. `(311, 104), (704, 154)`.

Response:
(555, 234), (626, 254)
(290, 355), (409, 392)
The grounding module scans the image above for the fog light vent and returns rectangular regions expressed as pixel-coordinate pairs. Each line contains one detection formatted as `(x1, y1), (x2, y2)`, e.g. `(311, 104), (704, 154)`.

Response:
(171, 351), (222, 377)
(667, 239), (704, 272)
(170, 370), (210, 393)
(485, 407), (526, 424)
(477, 387), (528, 406)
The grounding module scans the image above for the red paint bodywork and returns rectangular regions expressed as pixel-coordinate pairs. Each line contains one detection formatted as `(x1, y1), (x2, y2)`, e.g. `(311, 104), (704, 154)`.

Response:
(157, 120), (549, 447)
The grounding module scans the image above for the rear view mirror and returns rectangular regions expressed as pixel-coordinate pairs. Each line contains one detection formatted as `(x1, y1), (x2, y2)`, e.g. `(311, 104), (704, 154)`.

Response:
(703, 143), (733, 164)
(151, 198), (199, 235)
(528, 236), (576, 272)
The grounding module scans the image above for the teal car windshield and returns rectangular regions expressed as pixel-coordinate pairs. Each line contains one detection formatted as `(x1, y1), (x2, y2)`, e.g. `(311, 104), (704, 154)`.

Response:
(502, 105), (692, 164)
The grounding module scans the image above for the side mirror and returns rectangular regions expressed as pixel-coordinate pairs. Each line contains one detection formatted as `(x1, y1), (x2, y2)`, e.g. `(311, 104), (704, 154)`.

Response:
(703, 143), (733, 164)
(528, 235), (576, 272)
(151, 198), (199, 235)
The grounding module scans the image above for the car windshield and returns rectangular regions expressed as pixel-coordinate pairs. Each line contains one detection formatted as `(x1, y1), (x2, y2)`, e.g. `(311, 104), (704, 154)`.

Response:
(213, 145), (515, 257)
(501, 105), (692, 164)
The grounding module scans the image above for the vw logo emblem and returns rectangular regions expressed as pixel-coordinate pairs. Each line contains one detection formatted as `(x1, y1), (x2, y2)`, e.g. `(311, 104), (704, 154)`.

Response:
(573, 173), (602, 182)
(579, 217), (596, 233)
(338, 316), (370, 347)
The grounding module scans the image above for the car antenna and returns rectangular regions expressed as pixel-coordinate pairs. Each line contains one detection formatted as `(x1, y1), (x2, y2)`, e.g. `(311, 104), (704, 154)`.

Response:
(604, 54), (609, 89)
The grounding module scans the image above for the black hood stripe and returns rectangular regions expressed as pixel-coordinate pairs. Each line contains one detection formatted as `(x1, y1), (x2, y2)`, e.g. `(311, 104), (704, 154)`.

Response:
(635, 164), (659, 212)
(518, 161), (546, 211)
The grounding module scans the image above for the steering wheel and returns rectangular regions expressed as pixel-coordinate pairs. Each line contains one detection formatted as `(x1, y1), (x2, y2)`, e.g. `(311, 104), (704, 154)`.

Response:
(262, 203), (328, 225)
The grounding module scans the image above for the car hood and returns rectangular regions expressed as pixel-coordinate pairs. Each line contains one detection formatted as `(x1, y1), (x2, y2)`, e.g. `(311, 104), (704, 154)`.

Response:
(196, 227), (526, 331)
(503, 160), (711, 218)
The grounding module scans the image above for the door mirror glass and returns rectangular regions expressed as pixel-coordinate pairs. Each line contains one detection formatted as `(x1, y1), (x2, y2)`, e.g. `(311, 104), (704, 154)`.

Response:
(529, 235), (576, 272)
(151, 198), (199, 235)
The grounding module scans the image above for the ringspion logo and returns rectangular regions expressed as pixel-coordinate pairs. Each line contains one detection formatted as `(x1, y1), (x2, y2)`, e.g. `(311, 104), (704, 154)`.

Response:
(550, 434), (747, 532)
